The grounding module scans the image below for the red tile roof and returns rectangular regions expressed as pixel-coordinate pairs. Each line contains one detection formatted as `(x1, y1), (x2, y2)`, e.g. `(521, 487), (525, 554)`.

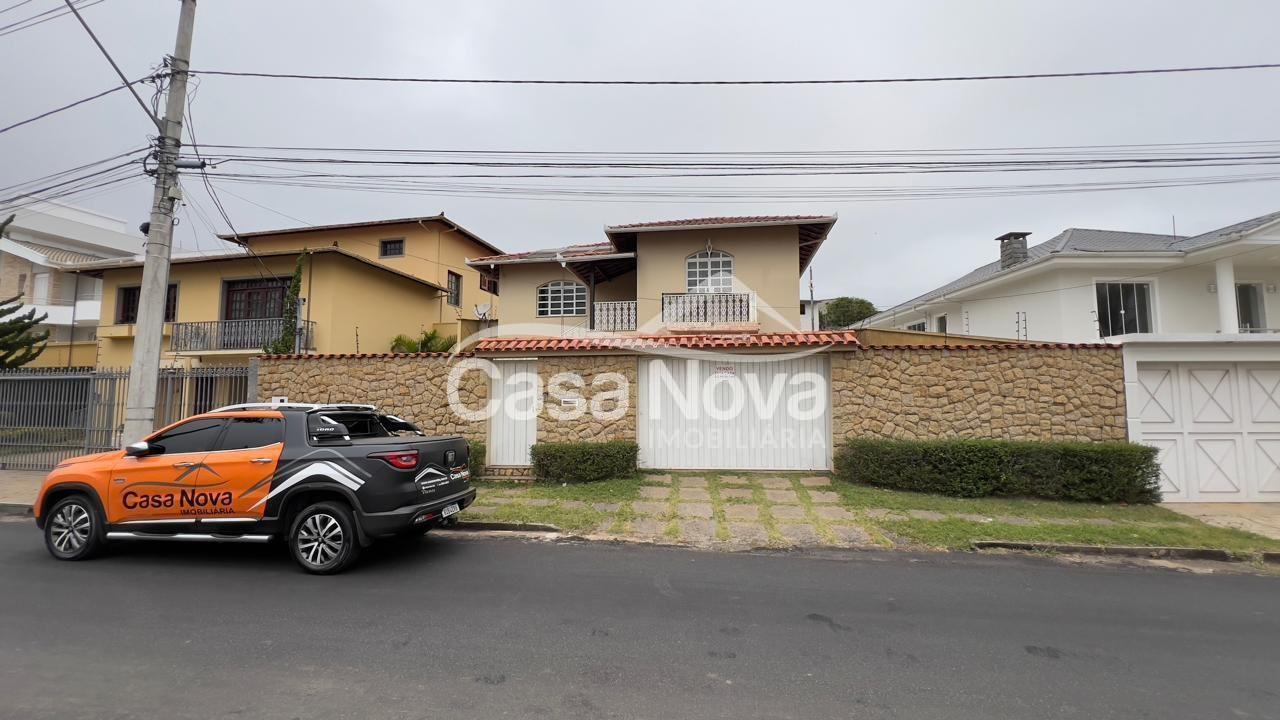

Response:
(473, 331), (861, 353)
(258, 351), (471, 360)
(854, 342), (1117, 351)
(469, 242), (615, 265)
(606, 215), (835, 231)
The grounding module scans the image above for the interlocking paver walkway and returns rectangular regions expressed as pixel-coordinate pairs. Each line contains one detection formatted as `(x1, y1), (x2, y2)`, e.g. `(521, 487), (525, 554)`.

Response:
(462, 472), (1228, 554)
(724, 504), (760, 520)
(764, 489), (799, 504)
(677, 502), (713, 519)
(770, 505), (807, 521)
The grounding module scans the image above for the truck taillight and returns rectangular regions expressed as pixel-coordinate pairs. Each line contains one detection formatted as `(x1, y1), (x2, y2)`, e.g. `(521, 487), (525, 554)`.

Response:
(369, 449), (419, 470)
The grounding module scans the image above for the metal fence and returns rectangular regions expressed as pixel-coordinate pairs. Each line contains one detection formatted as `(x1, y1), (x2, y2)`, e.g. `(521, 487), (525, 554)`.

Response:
(0, 366), (251, 470)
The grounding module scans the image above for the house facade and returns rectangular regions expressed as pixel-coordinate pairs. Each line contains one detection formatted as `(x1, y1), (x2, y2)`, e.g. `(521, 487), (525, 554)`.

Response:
(862, 209), (1280, 503)
(467, 215), (836, 337)
(861, 210), (1280, 342)
(68, 214), (504, 368)
(0, 201), (141, 367)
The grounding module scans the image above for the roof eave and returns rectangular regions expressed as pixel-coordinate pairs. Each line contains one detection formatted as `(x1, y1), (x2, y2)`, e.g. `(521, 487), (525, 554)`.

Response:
(604, 216), (837, 235)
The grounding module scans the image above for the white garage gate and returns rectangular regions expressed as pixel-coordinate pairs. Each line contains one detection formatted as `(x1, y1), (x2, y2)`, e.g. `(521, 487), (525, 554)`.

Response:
(1125, 339), (1280, 502)
(638, 354), (830, 471)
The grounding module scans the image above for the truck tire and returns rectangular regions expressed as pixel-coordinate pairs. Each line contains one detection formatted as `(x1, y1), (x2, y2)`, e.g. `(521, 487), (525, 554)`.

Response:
(288, 501), (360, 574)
(43, 494), (105, 561)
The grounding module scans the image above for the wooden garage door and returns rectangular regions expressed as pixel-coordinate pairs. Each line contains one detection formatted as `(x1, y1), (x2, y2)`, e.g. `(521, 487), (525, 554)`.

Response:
(637, 355), (829, 471)
(1135, 362), (1280, 502)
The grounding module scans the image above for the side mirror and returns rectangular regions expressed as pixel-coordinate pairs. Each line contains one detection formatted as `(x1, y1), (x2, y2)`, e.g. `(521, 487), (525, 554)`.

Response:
(125, 441), (157, 457)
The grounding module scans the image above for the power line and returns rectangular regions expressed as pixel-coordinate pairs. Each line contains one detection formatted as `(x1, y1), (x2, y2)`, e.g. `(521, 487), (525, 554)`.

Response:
(0, 0), (102, 38)
(205, 166), (1280, 203)
(183, 89), (279, 282)
(59, 0), (161, 130)
(192, 137), (1280, 158)
(189, 62), (1280, 86)
(0, 0), (41, 17)
(0, 78), (148, 135)
(0, 146), (146, 195)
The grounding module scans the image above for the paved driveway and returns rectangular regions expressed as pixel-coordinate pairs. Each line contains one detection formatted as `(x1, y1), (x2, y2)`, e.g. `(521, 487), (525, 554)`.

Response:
(1165, 503), (1280, 540)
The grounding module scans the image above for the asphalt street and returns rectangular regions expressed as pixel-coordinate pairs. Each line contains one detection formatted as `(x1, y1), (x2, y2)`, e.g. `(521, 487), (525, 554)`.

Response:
(0, 519), (1277, 720)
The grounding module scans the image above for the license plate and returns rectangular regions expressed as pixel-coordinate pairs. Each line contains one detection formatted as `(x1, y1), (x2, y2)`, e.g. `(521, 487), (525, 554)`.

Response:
(440, 503), (461, 518)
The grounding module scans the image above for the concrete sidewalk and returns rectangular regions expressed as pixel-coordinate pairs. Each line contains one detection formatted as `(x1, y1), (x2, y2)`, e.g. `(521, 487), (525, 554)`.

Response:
(1165, 503), (1280, 541)
(0, 470), (43, 512)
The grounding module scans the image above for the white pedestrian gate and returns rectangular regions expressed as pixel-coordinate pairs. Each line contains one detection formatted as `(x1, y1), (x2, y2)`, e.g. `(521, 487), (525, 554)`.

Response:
(638, 354), (830, 471)
(488, 359), (539, 466)
(1132, 362), (1280, 502)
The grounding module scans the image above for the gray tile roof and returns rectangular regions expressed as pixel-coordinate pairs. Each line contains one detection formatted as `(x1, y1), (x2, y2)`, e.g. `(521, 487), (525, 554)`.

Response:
(866, 209), (1280, 324)
(1168, 209), (1280, 250)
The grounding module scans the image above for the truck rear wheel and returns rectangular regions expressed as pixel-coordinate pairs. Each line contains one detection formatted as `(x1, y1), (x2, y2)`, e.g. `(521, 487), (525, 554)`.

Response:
(289, 501), (360, 574)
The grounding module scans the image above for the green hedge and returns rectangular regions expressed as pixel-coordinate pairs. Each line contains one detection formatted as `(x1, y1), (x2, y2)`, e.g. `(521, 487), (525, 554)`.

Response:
(530, 440), (639, 483)
(468, 440), (486, 479)
(833, 438), (1161, 504)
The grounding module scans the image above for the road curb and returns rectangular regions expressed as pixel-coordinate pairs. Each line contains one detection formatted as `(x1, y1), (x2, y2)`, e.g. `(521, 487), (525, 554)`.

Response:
(0, 503), (33, 517)
(971, 540), (1270, 563)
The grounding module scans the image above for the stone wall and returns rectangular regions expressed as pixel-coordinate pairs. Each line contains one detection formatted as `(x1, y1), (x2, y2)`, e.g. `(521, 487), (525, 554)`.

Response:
(536, 354), (638, 443)
(831, 346), (1127, 442)
(255, 354), (489, 444)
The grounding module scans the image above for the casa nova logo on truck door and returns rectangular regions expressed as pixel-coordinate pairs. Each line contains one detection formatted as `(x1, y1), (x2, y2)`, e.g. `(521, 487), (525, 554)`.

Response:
(119, 462), (236, 515)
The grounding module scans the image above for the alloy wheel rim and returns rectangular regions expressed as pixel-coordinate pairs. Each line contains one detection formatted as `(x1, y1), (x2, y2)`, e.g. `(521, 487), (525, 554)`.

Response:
(50, 503), (90, 555)
(297, 513), (344, 567)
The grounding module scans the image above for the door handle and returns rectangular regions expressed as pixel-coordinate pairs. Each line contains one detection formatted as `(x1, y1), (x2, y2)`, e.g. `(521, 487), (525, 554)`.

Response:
(250, 458), (273, 464)
(173, 461), (196, 468)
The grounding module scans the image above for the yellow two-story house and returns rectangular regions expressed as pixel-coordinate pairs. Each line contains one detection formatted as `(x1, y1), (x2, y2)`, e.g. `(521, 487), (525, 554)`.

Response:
(467, 215), (836, 337)
(72, 214), (504, 367)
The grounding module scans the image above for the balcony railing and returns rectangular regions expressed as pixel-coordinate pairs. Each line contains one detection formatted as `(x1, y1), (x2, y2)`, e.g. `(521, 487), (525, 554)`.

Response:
(661, 292), (755, 324)
(170, 318), (316, 352)
(593, 300), (637, 331)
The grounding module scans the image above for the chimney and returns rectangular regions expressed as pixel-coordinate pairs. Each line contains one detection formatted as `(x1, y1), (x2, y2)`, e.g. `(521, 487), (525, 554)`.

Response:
(995, 232), (1031, 270)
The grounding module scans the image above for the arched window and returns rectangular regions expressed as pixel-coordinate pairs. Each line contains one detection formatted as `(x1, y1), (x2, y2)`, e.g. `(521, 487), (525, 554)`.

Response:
(686, 250), (733, 293)
(536, 280), (587, 317)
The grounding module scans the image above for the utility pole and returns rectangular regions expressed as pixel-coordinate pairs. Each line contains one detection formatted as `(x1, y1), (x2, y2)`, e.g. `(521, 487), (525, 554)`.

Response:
(808, 266), (816, 331)
(121, 0), (197, 444)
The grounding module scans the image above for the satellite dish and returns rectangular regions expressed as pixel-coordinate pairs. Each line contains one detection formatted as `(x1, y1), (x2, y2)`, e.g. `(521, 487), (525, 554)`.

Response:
(474, 304), (491, 320)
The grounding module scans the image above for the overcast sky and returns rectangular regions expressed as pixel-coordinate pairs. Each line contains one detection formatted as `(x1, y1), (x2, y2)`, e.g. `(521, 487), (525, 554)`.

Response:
(3, 0), (1279, 308)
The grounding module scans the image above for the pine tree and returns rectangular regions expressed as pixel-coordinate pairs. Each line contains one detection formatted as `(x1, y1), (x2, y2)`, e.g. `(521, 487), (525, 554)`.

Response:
(0, 215), (49, 367)
(263, 252), (305, 354)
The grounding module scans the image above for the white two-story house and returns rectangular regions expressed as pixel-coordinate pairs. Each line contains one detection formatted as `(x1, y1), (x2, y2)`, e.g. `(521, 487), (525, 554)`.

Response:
(0, 201), (140, 367)
(861, 209), (1280, 342)
(864, 209), (1280, 504)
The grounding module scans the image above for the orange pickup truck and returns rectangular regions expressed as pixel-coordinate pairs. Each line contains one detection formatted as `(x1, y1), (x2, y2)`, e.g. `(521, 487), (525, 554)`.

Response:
(35, 403), (475, 574)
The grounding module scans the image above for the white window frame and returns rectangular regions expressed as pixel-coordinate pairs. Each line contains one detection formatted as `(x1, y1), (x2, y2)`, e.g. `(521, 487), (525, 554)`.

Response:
(686, 250), (734, 294)
(536, 280), (587, 317)
(905, 321), (926, 332)
(1093, 277), (1159, 337)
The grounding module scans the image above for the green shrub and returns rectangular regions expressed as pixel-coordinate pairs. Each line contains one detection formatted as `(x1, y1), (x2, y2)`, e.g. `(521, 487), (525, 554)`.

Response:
(833, 438), (1160, 504)
(530, 440), (638, 484)
(467, 440), (486, 478)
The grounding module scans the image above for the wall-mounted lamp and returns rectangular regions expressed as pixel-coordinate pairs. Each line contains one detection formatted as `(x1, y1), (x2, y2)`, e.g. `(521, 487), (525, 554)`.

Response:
(1207, 283), (1217, 294)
